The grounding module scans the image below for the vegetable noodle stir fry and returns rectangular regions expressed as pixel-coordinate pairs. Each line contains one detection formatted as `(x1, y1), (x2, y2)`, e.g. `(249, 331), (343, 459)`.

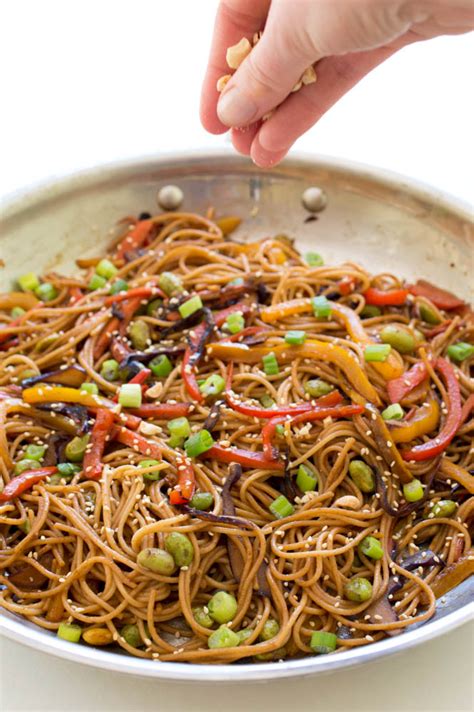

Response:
(0, 211), (473, 664)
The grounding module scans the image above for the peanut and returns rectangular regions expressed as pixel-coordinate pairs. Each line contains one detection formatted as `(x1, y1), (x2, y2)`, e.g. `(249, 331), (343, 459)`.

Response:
(333, 495), (361, 510)
(226, 37), (252, 69)
(83, 627), (114, 646)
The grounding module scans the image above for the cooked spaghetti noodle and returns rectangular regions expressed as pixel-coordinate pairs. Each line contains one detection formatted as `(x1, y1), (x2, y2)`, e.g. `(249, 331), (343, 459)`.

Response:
(0, 210), (472, 663)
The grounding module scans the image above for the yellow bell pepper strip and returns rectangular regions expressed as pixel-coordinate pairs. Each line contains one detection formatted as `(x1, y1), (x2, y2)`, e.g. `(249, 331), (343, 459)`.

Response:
(207, 339), (381, 405)
(0, 291), (39, 312)
(389, 398), (440, 444)
(428, 554), (474, 600)
(260, 298), (404, 380)
(365, 403), (413, 483)
(402, 358), (462, 462)
(23, 385), (105, 409)
(439, 459), (474, 495)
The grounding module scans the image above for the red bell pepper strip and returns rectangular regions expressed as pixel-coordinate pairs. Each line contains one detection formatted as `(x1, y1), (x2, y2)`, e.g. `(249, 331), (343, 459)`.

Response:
(387, 361), (429, 404)
(128, 368), (152, 386)
(69, 287), (84, 304)
(203, 444), (284, 471)
(225, 363), (343, 418)
(104, 287), (163, 306)
(460, 394), (474, 426)
(169, 454), (196, 505)
(402, 357), (462, 461)
(407, 280), (465, 310)
(262, 403), (364, 460)
(219, 326), (269, 344)
(128, 402), (192, 419)
(115, 219), (155, 265)
(182, 303), (252, 402)
(0, 467), (58, 503)
(339, 276), (356, 296)
(93, 296), (143, 360)
(83, 408), (115, 480)
(363, 287), (409, 306)
(113, 426), (162, 459)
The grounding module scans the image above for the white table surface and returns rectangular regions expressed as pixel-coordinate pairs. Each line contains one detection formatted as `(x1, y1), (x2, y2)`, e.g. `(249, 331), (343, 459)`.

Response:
(0, 2), (473, 711)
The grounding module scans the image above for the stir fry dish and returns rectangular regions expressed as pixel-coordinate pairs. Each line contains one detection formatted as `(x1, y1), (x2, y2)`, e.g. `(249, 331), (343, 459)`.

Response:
(0, 209), (473, 663)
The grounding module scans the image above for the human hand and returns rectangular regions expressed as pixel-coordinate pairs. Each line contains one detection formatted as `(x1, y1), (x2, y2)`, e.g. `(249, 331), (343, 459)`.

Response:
(200, 0), (474, 167)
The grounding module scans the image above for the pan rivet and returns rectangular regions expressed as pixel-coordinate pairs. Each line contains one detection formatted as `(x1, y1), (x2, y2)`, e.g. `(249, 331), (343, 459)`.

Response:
(157, 185), (184, 211)
(301, 186), (327, 213)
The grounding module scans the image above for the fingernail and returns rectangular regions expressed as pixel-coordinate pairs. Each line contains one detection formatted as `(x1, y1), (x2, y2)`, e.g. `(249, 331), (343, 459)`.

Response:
(217, 87), (259, 127)
(251, 135), (289, 168)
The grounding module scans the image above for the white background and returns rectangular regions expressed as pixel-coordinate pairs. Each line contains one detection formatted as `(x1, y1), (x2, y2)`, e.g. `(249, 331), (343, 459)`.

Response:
(0, 2), (473, 711)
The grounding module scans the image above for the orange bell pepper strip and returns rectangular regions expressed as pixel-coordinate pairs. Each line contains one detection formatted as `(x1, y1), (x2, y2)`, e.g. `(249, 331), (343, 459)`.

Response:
(407, 280), (465, 310)
(114, 218), (155, 265)
(104, 287), (164, 306)
(22, 385), (106, 408)
(93, 296), (143, 360)
(113, 426), (162, 459)
(260, 298), (403, 380)
(207, 339), (381, 405)
(363, 288), (409, 306)
(387, 362), (429, 404)
(389, 398), (440, 444)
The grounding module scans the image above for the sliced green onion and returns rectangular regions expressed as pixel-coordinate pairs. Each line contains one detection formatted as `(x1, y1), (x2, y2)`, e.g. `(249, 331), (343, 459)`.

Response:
(146, 298), (162, 316)
(344, 577), (373, 602)
(312, 295), (331, 319)
(208, 591), (238, 624)
(109, 278), (129, 295)
(57, 622), (82, 643)
(80, 382), (99, 395)
(100, 359), (119, 381)
(207, 625), (240, 649)
(349, 460), (375, 493)
(88, 274), (107, 291)
(158, 271), (183, 296)
(189, 492), (214, 511)
(168, 416), (191, 447)
(403, 478), (424, 502)
(65, 435), (90, 463)
(304, 378), (334, 398)
(193, 606), (214, 629)
(360, 305), (381, 319)
(34, 283), (58, 302)
(56, 462), (81, 480)
(184, 430), (214, 458)
(149, 354), (172, 378)
(228, 277), (244, 287)
(296, 464), (318, 492)
(24, 444), (46, 461)
(380, 325), (415, 354)
(310, 631), (337, 654)
(10, 306), (26, 319)
(14, 459), (42, 476)
(95, 258), (118, 280)
(224, 312), (245, 334)
(364, 344), (391, 362)
(18, 272), (40, 292)
(285, 330), (306, 345)
(269, 494), (294, 519)
(262, 352), (279, 376)
(358, 536), (383, 560)
(419, 304), (441, 325)
(129, 320), (150, 350)
(305, 252), (324, 267)
(447, 342), (474, 362)
(138, 459), (162, 482)
(275, 424), (285, 437)
(431, 499), (457, 518)
(200, 374), (225, 397)
(179, 295), (203, 319)
(259, 394), (275, 409)
(118, 383), (142, 408)
(381, 403), (404, 421)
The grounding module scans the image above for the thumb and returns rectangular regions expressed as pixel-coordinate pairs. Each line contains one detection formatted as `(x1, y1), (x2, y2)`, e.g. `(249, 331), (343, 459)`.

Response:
(217, 9), (317, 127)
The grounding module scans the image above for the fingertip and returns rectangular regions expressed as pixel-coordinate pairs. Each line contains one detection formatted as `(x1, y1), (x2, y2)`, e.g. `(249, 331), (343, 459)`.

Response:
(200, 90), (230, 135)
(231, 122), (260, 155)
(250, 134), (289, 168)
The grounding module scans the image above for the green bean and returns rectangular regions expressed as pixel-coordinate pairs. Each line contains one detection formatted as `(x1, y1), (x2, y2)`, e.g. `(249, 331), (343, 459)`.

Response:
(207, 625), (240, 649)
(137, 547), (177, 575)
(380, 325), (415, 354)
(260, 618), (280, 641)
(164, 532), (194, 568)
(120, 624), (142, 648)
(129, 320), (150, 350)
(344, 577), (373, 602)
(193, 607), (214, 629)
(348, 460), (375, 493)
(208, 591), (238, 624)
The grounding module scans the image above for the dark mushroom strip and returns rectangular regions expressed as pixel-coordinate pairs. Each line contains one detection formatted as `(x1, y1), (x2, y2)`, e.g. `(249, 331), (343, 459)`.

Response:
(21, 365), (87, 389)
